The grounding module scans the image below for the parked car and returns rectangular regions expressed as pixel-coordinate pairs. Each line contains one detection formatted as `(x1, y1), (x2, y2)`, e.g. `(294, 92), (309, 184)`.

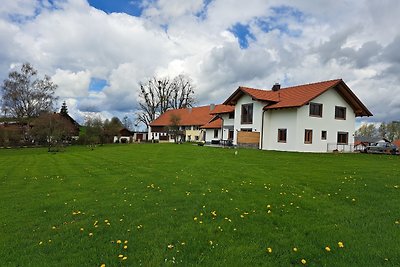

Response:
(364, 141), (398, 155)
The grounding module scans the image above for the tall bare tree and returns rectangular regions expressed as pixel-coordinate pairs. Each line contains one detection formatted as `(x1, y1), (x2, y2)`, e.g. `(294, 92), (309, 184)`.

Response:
(1, 63), (58, 119)
(136, 74), (195, 128)
(169, 74), (195, 109)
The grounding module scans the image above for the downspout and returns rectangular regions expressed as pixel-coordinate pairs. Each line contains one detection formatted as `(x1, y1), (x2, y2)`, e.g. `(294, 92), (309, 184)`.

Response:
(260, 109), (266, 150)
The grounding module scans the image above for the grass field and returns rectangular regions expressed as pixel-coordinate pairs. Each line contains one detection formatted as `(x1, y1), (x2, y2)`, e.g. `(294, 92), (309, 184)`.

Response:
(0, 144), (399, 266)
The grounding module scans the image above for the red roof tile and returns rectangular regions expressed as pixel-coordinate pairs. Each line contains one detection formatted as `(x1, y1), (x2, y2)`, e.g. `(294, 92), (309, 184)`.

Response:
(201, 118), (222, 129)
(224, 79), (372, 117)
(150, 105), (231, 127)
(210, 105), (235, 115)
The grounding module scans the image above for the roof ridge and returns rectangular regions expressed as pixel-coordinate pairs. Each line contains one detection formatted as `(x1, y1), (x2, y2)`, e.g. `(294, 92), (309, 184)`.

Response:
(240, 79), (342, 92)
(279, 78), (342, 91)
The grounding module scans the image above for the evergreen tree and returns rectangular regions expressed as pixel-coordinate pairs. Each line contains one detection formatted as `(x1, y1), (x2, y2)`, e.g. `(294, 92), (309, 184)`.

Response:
(60, 101), (68, 116)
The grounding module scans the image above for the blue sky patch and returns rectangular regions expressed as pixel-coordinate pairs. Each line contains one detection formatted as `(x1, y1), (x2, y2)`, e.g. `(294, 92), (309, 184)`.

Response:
(229, 23), (255, 49)
(195, 0), (213, 20)
(88, 0), (144, 17)
(89, 78), (108, 92)
(257, 5), (304, 37)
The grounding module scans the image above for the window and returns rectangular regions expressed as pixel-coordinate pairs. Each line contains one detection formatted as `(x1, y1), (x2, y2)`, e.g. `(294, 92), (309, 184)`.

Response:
(228, 130), (234, 140)
(278, 129), (287, 143)
(321, 130), (327, 140)
(213, 129), (219, 138)
(241, 128), (252, 132)
(337, 132), (348, 144)
(228, 112), (235, 119)
(309, 103), (323, 117)
(241, 103), (253, 124)
(335, 106), (346, 120)
(304, 129), (313, 144)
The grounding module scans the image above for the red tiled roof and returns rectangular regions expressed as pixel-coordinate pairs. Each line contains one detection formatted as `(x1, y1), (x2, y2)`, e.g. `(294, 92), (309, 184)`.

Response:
(201, 118), (222, 129)
(150, 105), (230, 127)
(392, 140), (400, 148)
(224, 79), (372, 117)
(210, 105), (235, 115)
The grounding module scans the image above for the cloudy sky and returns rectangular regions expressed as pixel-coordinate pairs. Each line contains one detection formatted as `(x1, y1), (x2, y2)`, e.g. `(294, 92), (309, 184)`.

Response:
(1, 0), (399, 127)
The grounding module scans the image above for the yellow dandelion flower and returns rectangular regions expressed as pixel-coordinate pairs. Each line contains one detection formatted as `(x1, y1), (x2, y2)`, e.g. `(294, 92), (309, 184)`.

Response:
(266, 247), (272, 253)
(39, 241), (43, 245)
(123, 245), (128, 249)
(80, 228), (84, 231)
(124, 240), (128, 244)
(52, 226), (56, 230)
(104, 219), (109, 223)
(325, 246), (331, 252)
(293, 247), (298, 252)
(117, 240), (122, 244)
(100, 264), (106, 267)
(89, 232), (93, 237)
(338, 242), (344, 248)
(122, 256), (127, 260)
(193, 217), (198, 221)
(301, 259), (307, 265)
(199, 221), (203, 224)
(118, 254), (124, 258)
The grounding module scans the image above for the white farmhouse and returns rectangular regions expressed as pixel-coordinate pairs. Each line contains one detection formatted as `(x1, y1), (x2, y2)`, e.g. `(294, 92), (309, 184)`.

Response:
(211, 79), (372, 152)
(148, 105), (233, 142)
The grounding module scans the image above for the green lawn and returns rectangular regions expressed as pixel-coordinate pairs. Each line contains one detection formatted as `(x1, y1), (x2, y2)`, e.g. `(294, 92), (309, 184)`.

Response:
(0, 144), (399, 266)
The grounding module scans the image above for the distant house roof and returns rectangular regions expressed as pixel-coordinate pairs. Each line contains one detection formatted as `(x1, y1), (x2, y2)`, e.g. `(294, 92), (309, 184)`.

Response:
(224, 79), (372, 117)
(209, 105), (235, 115)
(149, 105), (232, 127)
(60, 113), (80, 128)
(201, 118), (222, 129)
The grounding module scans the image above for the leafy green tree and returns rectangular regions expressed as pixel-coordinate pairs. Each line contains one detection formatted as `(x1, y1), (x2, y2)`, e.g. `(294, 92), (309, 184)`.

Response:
(355, 124), (377, 138)
(378, 122), (387, 138)
(60, 101), (68, 116)
(103, 117), (123, 143)
(82, 115), (104, 145)
(168, 114), (181, 143)
(386, 121), (400, 141)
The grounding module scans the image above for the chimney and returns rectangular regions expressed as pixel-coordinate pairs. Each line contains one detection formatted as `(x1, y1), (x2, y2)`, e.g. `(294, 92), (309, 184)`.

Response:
(272, 83), (281, 91)
(210, 104), (215, 111)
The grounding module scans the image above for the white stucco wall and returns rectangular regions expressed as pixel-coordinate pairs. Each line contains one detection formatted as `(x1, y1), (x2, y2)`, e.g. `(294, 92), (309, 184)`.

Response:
(220, 113), (234, 140)
(262, 108), (298, 151)
(262, 88), (356, 152)
(204, 129), (221, 142)
(233, 95), (265, 145)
